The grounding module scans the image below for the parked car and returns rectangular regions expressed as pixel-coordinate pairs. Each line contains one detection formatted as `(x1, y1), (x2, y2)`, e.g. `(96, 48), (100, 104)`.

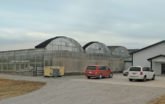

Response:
(85, 65), (113, 79)
(123, 69), (129, 76)
(128, 66), (155, 81)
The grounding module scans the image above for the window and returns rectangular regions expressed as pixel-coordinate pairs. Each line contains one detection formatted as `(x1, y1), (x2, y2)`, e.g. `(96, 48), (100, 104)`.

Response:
(99, 66), (106, 70)
(143, 67), (150, 71)
(129, 67), (141, 71)
(105, 67), (110, 70)
(87, 66), (96, 70)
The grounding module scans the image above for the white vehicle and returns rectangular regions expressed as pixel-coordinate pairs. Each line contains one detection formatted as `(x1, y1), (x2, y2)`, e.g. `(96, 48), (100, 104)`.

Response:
(128, 66), (155, 81)
(123, 69), (129, 76)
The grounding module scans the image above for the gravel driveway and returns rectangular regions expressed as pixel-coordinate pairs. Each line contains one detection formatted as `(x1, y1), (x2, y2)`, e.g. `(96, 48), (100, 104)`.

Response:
(0, 74), (165, 104)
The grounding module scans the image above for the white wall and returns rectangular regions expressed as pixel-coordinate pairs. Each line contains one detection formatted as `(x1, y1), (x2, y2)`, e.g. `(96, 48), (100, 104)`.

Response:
(153, 57), (165, 63)
(133, 42), (165, 67)
(152, 57), (165, 75)
(152, 62), (161, 75)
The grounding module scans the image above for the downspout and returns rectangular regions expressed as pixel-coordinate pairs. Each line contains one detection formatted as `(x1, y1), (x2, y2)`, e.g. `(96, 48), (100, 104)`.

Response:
(132, 53), (133, 66)
(151, 60), (153, 70)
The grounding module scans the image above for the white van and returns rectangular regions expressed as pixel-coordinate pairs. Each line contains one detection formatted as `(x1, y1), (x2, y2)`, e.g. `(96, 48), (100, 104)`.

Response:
(128, 66), (155, 81)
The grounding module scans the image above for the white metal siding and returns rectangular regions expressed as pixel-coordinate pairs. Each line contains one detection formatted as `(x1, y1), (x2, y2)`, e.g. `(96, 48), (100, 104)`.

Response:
(152, 57), (165, 63)
(152, 57), (165, 75)
(133, 42), (165, 67)
(152, 62), (161, 75)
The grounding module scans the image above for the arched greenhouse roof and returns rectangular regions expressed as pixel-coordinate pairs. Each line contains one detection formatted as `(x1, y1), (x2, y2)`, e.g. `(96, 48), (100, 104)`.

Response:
(35, 36), (84, 52)
(83, 41), (111, 55)
(108, 46), (130, 57)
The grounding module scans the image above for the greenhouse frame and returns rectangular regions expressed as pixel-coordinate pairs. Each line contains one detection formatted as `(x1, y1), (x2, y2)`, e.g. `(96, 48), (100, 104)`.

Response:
(0, 36), (129, 76)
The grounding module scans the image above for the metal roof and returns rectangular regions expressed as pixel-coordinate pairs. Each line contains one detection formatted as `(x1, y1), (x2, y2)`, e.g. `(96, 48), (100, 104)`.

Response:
(133, 40), (165, 54)
(148, 55), (165, 61)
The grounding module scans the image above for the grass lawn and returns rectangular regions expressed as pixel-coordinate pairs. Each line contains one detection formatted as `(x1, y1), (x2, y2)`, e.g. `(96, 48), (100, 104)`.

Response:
(0, 78), (46, 100)
(148, 95), (165, 104)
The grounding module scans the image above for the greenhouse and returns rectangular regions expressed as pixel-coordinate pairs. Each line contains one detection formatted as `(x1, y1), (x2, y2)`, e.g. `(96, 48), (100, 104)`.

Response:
(35, 36), (84, 53)
(0, 49), (44, 76)
(0, 36), (125, 76)
(83, 41), (111, 56)
(108, 46), (130, 58)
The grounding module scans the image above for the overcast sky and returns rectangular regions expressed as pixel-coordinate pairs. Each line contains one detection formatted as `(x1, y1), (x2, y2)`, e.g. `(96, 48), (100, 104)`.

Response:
(0, 0), (165, 51)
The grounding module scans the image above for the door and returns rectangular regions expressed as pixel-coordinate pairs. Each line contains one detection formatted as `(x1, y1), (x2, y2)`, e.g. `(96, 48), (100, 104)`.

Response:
(98, 66), (106, 76)
(104, 66), (109, 77)
(143, 67), (152, 79)
(105, 67), (110, 77)
(148, 67), (154, 79)
(161, 64), (165, 74)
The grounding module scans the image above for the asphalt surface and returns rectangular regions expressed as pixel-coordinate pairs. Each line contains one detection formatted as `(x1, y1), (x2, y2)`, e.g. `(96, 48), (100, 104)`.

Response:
(0, 74), (165, 104)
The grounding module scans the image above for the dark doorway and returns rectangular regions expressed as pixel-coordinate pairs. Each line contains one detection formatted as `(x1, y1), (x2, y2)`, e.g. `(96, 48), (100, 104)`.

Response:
(161, 64), (165, 74)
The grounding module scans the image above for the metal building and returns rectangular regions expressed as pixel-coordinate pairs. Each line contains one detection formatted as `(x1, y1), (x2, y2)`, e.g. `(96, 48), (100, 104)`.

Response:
(133, 40), (165, 75)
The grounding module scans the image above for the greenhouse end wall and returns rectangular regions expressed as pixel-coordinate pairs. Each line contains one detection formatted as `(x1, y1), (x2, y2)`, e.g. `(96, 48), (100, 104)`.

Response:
(0, 49), (44, 76)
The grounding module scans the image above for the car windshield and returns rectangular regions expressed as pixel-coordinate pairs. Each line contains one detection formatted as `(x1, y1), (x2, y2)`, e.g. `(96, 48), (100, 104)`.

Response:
(87, 66), (96, 70)
(129, 67), (141, 71)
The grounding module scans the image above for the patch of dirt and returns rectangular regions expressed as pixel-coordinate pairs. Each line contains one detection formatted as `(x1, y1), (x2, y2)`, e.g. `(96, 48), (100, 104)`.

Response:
(0, 78), (46, 100)
(148, 95), (165, 104)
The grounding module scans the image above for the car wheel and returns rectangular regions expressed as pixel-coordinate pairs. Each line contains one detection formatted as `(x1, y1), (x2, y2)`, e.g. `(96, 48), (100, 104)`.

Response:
(152, 75), (155, 80)
(109, 73), (113, 78)
(87, 76), (90, 79)
(99, 74), (102, 79)
(143, 76), (147, 81)
(129, 79), (133, 81)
